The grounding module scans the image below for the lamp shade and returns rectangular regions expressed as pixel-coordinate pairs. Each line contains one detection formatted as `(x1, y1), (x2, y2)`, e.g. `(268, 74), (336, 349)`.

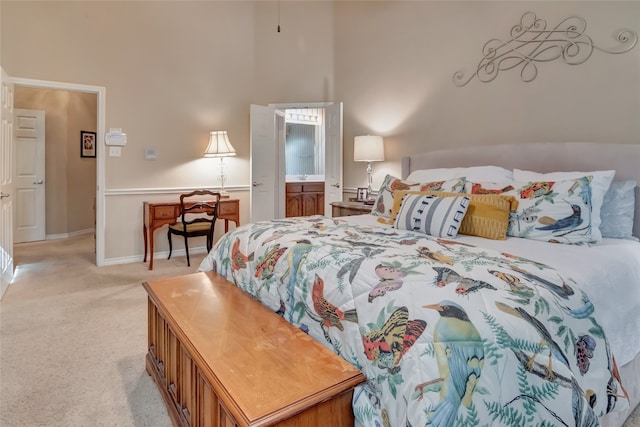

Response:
(354, 135), (384, 162)
(204, 131), (237, 158)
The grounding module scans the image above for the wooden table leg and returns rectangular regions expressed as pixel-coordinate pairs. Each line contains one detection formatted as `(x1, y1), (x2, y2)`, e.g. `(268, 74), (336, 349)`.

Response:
(149, 229), (155, 270)
(143, 224), (148, 263)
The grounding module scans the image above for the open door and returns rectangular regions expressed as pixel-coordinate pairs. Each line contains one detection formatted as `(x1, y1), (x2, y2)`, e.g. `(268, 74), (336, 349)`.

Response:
(323, 103), (343, 215)
(1, 67), (15, 299)
(250, 102), (343, 222)
(249, 104), (279, 222)
(14, 109), (46, 243)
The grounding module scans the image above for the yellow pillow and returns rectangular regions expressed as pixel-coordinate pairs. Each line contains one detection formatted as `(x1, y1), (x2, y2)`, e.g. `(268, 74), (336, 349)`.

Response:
(380, 190), (517, 240)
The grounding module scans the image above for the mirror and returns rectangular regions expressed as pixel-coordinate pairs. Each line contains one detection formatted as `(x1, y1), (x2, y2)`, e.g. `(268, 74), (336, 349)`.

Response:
(284, 109), (325, 182)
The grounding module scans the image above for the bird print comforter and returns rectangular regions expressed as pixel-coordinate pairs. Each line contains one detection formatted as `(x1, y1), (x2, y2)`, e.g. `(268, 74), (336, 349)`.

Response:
(199, 216), (628, 427)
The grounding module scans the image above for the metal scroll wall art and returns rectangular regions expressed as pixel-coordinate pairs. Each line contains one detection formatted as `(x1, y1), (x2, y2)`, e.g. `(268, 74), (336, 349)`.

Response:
(453, 11), (638, 86)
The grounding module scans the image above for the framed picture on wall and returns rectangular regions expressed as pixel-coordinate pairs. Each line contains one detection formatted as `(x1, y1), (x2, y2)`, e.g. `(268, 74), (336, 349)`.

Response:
(81, 131), (96, 158)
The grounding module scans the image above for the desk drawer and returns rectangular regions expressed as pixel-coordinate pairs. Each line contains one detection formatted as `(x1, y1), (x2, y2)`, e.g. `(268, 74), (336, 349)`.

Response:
(218, 201), (238, 216)
(153, 206), (177, 219)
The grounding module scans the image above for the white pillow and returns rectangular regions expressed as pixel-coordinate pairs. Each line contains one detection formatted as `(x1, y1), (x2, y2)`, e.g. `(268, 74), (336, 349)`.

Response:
(393, 194), (470, 238)
(407, 166), (513, 183)
(513, 169), (615, 242)
(600, 180), (637, 240)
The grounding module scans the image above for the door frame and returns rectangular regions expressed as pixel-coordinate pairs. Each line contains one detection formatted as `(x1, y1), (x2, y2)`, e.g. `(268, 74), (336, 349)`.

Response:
(269, 102), (341, 216)
(11, 77), (106, 266)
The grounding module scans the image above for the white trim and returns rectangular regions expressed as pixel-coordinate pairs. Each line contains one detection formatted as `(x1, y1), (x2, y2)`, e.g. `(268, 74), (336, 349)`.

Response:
(10, 77), (106, 266)
(104, 185), (250, 197)
(343, 187), (378, 195)
(101, 246), (208, 266)
(268, 102), (334, 109)
(46, 228), (94, 241)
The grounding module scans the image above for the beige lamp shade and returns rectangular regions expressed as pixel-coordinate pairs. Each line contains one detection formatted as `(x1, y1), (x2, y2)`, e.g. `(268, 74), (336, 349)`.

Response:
(204, 131), (237, 158)
(354, 135), (384, 162)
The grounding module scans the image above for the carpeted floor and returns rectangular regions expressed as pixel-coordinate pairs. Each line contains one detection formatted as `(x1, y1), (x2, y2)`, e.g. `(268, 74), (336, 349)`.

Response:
(0, 235), (639, 426)
(0, 235), (204, 426)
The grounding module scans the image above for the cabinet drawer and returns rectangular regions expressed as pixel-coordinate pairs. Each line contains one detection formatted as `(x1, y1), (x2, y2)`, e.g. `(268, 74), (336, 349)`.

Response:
(303, 182), (324, 193)
(154, 206), (177, 219)
(286, 183), (303, 193)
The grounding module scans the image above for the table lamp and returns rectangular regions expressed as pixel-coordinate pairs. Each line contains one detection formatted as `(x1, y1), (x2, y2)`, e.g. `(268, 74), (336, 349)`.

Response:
(354, 135), (384, 201)
(204, 131), (236, 196)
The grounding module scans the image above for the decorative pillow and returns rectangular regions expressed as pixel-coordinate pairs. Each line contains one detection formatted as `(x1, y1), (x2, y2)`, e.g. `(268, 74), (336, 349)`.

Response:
(393, 194), (470, 238)
(600, 180), (637, 240)
(425, 191), (517, 240)
(370, 174), (467, 218)
(513, 169), (615, 242)
(407, 166), (513, 183)
(504, 177), (594, 244)
(464, 181), (516, 195)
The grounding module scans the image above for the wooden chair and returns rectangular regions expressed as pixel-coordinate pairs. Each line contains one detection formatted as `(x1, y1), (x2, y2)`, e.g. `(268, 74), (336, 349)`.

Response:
(168, 190), (221, 267)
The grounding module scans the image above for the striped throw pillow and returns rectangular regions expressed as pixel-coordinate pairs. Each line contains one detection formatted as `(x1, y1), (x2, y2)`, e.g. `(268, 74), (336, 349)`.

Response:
(424, 191), (517, 240)
(393, 194), (470, 237)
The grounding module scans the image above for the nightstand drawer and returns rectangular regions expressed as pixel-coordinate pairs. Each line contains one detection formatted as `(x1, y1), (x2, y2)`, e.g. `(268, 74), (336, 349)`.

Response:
(331, 201), (372, 217)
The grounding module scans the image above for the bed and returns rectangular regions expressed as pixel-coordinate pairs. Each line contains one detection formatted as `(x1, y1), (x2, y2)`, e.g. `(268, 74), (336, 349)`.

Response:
(198, 142), (640, 427)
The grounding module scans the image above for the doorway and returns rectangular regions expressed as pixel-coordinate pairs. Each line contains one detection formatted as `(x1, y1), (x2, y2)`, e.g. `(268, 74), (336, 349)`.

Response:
(250, 102), (343, 223)
(10, 76), (106, 266)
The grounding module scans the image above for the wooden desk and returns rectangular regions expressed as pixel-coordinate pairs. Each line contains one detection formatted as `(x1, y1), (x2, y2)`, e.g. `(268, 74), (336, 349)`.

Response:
(143, 199), (239, 270)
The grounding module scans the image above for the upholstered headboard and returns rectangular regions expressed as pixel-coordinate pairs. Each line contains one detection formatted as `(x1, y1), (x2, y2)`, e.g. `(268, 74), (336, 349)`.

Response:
(401, 143), (640, 237)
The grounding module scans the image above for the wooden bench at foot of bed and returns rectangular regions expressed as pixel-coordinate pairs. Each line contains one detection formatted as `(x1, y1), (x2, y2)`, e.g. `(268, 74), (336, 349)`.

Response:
(143, 271), (366, 427)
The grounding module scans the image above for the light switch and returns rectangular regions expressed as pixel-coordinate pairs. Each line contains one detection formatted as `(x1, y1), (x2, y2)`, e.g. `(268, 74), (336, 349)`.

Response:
(144, 148), (157, 160)
(109, 146), (122, 157)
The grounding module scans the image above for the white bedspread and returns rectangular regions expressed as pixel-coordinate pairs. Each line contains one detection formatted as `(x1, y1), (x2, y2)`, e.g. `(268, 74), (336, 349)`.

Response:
(346, 214), (640, 366)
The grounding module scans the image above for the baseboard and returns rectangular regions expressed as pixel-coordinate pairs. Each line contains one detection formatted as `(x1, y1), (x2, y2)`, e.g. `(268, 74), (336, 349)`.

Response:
(46, 228), (94, 240)
(102, 246), (209, 266)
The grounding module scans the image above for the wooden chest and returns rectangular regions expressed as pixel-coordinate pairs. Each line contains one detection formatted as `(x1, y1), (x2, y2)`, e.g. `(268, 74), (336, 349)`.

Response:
(143, 272), (365, 427)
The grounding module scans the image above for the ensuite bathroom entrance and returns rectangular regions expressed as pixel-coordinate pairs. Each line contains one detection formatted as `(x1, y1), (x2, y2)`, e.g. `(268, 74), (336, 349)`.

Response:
(249, 102), (343, 222)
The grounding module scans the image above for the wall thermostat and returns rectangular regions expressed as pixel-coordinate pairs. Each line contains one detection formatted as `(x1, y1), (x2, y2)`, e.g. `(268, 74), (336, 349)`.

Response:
(105, 128), (127, 146)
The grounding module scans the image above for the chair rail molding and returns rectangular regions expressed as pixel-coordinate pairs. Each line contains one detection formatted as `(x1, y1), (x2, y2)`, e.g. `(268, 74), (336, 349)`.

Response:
(104, 184), (249, 197)
(453, 11), (638, 86)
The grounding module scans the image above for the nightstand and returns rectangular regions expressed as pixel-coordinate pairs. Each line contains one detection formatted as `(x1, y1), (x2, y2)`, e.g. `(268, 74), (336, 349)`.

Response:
(331, 200), (372, 217)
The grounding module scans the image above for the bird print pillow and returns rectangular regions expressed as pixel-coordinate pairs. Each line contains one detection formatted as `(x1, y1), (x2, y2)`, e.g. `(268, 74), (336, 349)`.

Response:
(370, 174), (467, 218)
(504, 176), (594, 244)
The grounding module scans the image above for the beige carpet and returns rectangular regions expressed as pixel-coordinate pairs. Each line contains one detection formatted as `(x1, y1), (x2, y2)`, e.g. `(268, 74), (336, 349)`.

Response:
(0, 235), (204, 426)
(1, 235), (639, 426)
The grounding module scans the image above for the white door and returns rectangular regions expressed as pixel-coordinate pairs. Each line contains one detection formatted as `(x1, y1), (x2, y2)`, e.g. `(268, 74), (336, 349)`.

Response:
(323, 103), (343, 215)
(14, 109), (45, 243)
(1, 67), (15, 299)
(249, 104), (278, 222)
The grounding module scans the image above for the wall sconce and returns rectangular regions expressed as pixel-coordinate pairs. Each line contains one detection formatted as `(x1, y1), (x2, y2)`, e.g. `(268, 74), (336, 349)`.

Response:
(354, 135), (384, 200)
(204, 130), (236, 196)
